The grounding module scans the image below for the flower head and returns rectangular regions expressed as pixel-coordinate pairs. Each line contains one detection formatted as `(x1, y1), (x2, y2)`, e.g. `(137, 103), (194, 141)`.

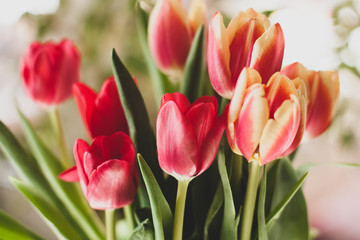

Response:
(21, 39), (80, 106)
(59, 132), (138, 210)
(156, 93), (225, 180)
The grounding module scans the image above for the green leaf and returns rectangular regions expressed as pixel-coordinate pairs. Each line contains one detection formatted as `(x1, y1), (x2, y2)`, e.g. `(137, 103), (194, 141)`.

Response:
(217, 146), (238, 240)
(180, 24), (205, 102)
(129, 218), (155, 240)
(137, 154), (173, 240)
(10, 177), (83, 240)
(111, 49), (165, 199)
(265, 158), (309, 240)
(204, 183), (223, 240)
(17, 109), (104, 240)
(134, 2), (174, 105)
(296, 161), (360, 178)
(0, 209), (44, 240)
(257, 166), (268, 240)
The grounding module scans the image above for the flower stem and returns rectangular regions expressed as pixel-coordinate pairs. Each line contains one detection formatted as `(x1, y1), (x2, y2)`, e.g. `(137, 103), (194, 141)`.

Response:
(241, 160), (261, 240)
(124, 204), (134, 232)
(173, 179), (190, 240)
(105, 209), (116, 240)
(49, 107), (71, 167)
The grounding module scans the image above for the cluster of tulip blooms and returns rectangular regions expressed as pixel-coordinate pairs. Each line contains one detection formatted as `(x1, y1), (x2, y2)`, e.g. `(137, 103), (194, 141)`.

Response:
(0, 0), (339, 240)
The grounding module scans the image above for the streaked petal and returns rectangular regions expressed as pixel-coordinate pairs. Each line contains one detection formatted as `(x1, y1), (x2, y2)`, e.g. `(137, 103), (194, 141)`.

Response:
(58, 166), (80, 182)
(87, 160), (138, 210)
(259, 96), (300, 165)
(234, 84), (269, 161)
(156, 101), (198, 179)
(160, 92), (191, 113)
(250, 23), (285, 84)
(207, 12), (232, 98)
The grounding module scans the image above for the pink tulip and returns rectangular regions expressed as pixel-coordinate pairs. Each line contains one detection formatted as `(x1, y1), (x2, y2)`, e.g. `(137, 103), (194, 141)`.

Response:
(156, 93), (225, 180)
(73, 76), (129, 139)
(21, 39), (80, 106)
(148, 0), (206, 79)
(59, 132), (138, 210)
(227, 68), (306, 165)
(207, 9), (284, 99)
(281, 62), (340, 137)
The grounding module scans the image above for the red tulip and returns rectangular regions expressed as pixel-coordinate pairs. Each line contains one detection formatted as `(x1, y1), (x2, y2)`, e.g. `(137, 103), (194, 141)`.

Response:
(227, 68), (306, 165)
(281, 62), (340, 137)
(207, 9), (284, 99)
(148, 0), (206, 79)
(156, 93), (225, 180)
(21, 39), (80, 106)
(59, 132), (138, 210)
(73, 76), (128, 139)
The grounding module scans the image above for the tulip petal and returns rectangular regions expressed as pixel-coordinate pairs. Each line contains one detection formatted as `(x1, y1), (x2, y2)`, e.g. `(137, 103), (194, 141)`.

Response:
(156, 101), (198, 180)
(207, 12), (233, 98)
(58, 166), (80, 182)
(83, 152), (104, 177)
(87, 159), (138, 210)
(188, 0), (206, 35)
(250, 23), (285, 84)
(91, 77), (129, 137)
(148, 0), (192, 77)
(73, 82), (97, 139)
(160, 92), (191, 113)
(234, 84), (269, 161)
(259, 97), (300, 165)
(74, 139), (90, 191)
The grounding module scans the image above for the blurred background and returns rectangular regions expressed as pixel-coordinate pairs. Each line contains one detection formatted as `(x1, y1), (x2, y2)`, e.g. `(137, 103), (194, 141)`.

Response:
(0, 0), (359, 239)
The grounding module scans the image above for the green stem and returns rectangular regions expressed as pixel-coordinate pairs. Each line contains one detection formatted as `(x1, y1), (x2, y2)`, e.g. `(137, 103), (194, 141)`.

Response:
(241, 160), (261, 240)
(124, 204), (134, 231)
(49, 107), (71, 167)
(105, 209), (116, 240)
(173, 179), (191, 240)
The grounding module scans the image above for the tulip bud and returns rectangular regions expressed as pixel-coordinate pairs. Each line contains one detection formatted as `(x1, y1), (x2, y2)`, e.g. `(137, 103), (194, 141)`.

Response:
(227, 68), (306, 165)
(73, 76), (129, 139)
(59, 132), (138, 210)
(207, 9), (284, 99)
(21, 39), (80, 106)
(148, 0), (206, 80)
(156, 93), (225, 180)
(281, 62), (340, 137)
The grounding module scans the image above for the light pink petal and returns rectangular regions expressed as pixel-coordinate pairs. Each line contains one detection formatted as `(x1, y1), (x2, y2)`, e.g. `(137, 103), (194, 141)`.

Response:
(207, 12), (232, 99)
(250, 23), (285, 84)
(160, 92), (191, 113)
(259, 97), (300, 165)
(234, 84), (269, 161)
(58, 166), (80, 182)
(156, 101), (198, 180)
(87, 160), (138, 210)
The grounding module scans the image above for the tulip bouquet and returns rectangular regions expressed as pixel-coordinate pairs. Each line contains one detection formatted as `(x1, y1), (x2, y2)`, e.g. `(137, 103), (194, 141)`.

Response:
(0, 1), (341, 240)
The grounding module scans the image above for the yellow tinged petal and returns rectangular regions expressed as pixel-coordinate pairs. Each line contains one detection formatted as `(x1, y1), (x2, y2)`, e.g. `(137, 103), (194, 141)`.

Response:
(188, 0), (206, 34)
(211, 13), (230, 69)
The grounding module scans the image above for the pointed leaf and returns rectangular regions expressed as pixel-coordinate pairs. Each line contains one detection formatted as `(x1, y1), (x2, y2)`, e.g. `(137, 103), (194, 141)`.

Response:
(17, 109), (104, 239)
(265, 158), (309, 240)
(204, 183), (223, 240)
(129, 218), (154, 240)
(217, 146), (238, 240)
(112, 49), (165, 196)
(180, 24), (206, 102)
(257, 166), (268, 240)
(10, 177), (83, 240)
(137, 154), (173, 240)
(0, 209), (44, 240)
(135, 2), (174, 105)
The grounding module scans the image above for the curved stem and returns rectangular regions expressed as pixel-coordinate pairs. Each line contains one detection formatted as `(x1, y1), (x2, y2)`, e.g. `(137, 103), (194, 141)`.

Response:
(105, 209), (116, 240)
(241, 160), (261, 240)
(124, 204), (134, 232)
(173, 179), (190, 240)
(49, 107), (71, 167)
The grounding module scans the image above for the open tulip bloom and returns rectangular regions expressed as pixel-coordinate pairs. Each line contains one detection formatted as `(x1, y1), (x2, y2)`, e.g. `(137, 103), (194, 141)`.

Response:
(0, 4), (346, 240)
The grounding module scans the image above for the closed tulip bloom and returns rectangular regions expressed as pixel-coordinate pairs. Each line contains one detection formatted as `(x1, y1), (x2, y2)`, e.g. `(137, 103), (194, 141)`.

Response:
(148, 0), (206, 79)
(59, 132), (138, 210)
(207, 9), (284, 99)
(73, 76), (128, 139)
(156, 93), (225, 180)
(227, 68), (306, 165)
(21, 39), (80, 106)
(281, 62), (340, 137)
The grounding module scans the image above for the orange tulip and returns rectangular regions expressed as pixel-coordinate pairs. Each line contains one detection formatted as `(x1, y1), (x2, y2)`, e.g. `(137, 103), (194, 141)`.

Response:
(227, 68), (306, 165)
(281, 62), (339, 137)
